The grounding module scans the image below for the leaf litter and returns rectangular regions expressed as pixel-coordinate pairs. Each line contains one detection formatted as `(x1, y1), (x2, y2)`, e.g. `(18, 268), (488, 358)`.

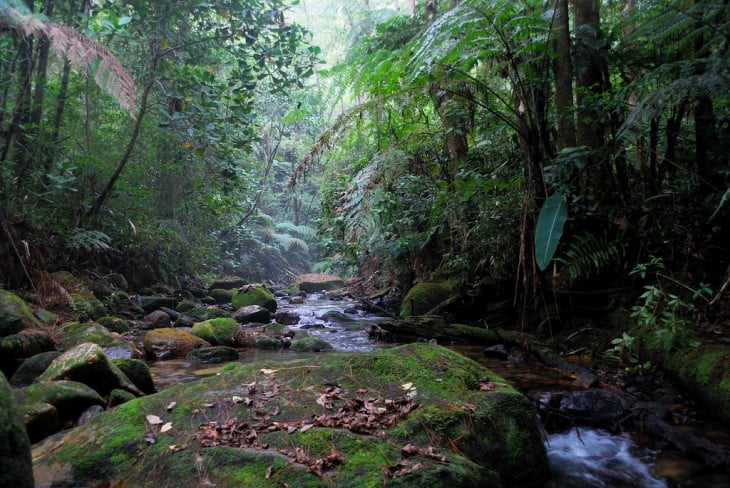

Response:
(195, 379), (445, 478)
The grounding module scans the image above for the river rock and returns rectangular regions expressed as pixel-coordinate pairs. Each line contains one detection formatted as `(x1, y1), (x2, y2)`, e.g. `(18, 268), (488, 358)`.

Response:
(144, 328), (210, 360)
(232, 284), (277, 313)
(0, 289), (46, 335)
(137, 295), (177, 312)
(21, 401), (60, 443)
(536, 389), (630, 429)
(400, 282), (451, 317)
(31, 344), (548, 487)
(0, 328), (56, 376)
(295, 273), (345, 293)
(210, 275), (248, 290)
(319, 310), (353, 323)
(290, 336), (333, 352)
(275, 310), (300, 325)
(39, 342), (142, 397)
(96, 316), (130, 333)
(0, 371), (33, 488)
(10, 351), (62, 386)
(112, 358), (155, 394)
(62, 322), (136, 360)
(232, 304), (271, 324)
(187, 346), (240, 363)
(190, 318), (238, 347)
(142, 310), (171, 329)
(208, 288), (234, 304)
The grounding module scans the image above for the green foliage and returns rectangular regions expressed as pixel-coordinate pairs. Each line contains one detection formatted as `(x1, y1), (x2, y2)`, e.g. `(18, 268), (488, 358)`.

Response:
(557, 230), (626, 282)
(534, 193), (568, 271)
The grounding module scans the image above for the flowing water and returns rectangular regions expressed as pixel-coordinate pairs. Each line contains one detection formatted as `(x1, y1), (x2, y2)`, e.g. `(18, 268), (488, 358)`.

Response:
(148, 293), (729, 487)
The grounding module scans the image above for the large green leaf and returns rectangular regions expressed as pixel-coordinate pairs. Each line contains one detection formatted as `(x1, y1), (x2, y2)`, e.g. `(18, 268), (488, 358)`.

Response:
(535, 193), (568, 271)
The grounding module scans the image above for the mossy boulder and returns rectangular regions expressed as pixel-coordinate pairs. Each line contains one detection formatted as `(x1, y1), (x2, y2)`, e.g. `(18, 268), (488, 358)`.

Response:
(290, 336), (333, 352)
(232, 304), (271, 324)
(209, 288), (234, 304)
(0, 327), (56, 376)
(69, 293), (107, 321)
(232, 285), (277, 313)
(187, 306), (232, 322)
(400, 283), (451, 317)
(109, 389), (136, 407)
(20, 401), (60, 443)
(112, 358), (155, 395)
(15, 380), (104, 431)
(210, 275), (248, 290)
(187, 346), (240, 363)
(31, 344), (547, 487)
(62, 322), (136, 360)
(0, 289), (45, 335)
(10, 351), (62, 386)
(296, 273), (345, 293)
(0, 371), (34, 488)
(39, 342), (142, 397)
(143, 328), (210, 360)
(96, 316), (130, 333)
(660, 344), (730, 425)
(191, 318), (239, 347)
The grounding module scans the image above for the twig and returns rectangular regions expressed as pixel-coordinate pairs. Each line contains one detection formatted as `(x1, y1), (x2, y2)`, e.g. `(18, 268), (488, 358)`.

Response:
(709, 265), (730, 307)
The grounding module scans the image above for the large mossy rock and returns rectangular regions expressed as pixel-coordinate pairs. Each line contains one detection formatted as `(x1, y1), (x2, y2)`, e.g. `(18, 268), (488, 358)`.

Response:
(231, 285), (277, 313)
(31, 344), (547, 487)
(143, 328), (210, 360)
(0, 290), (55, 375)
(62, 322), (135, 359)
(210, 275), (248, 290)
(38, 342), (142, 397)
(112, 358), (155, 395)
(0, 289), (45, 335)
(295, 273), (345, 293)
(10, 351), (62, 386)
(661, 344), (730, 425)
(190, 318), (239, 347)
(400, 283), (451, 317)
(0, 371), (34, 488)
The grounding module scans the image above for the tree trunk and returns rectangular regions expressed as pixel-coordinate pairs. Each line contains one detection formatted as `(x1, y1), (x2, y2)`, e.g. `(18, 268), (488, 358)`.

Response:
(551, 0), (575, 151)
(30, 1), (55, 126)
(573, 0), (604, 150)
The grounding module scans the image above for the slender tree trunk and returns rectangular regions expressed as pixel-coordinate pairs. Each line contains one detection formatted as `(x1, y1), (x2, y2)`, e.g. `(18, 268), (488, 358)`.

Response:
(693, 0), (716, 188)
(31, 1), (54, 126)
(551, 0), (575, 151)
(573, 0), (603, 150)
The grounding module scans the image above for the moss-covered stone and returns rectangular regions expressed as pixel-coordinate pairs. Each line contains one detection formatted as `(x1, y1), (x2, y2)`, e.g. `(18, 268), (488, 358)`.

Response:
(0, 371), (34, 488)
(661, 344), (730, 425)
(0, 327), (56, 375)
(20, 401), (60, 443)
(96, 316), (130, 333)
(209, 288), (234, 304)
(10, 351), (61, 386)
(176, 299), (198, 313)
(0, 289), (45, 335)
(109, 389), (136, 407)
(232, 285), (277, 313)
(210, 275), (248, 290)
(290, 336), (333, 352)
(295, 273), (345, 293)
(39, 342), (142, 397)
(400, 283), (451, 317)
(190, 318), (238, 347)
(62, 322), (135, 360)
(186, 306), (231, 322)
(16, 380), (104, 428)
(187, 346), (240, 363)
(31, 344), (547, 487)
(69, 293), (107, 321)
(112, 358), (155, 394)
(143, 328), (210, 360)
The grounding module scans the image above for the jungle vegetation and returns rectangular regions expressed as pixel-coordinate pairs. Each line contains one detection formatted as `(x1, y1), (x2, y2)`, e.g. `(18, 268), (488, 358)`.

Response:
(1, 0), (728, 341)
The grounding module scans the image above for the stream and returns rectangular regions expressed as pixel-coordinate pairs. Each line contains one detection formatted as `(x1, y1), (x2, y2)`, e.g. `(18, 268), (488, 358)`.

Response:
(149, 293), (730, 487)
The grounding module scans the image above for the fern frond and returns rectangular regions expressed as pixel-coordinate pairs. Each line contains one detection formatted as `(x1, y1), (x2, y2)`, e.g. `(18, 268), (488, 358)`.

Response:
(0, 1), (137, 118)
(558, 231), (626, 282)
(275, 222), (317, 240)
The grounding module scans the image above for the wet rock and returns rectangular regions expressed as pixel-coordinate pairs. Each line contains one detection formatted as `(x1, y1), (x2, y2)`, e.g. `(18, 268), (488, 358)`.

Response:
(69, 292), (107, 321)
(142, 309), (171, 329)
(537, 389), (630, 428)
(289, 295), (305, 305)
(254, 336), (283, 350)
(144, 328), (210, 360)
(320, 310), (353, 323)
(233, 304), (271, 324)
(190, 318), (238, 347)
(21, 401), (60, 443)
(295, 273), (345, 293)
(176, 299), (198, 313)
(484, 344), (509, 360)
(572, 373), (599, 389)
(208, 288), (234, 304)
(290, 336), (333, 352)
(10, 351), (61, 386)
(275, 310), (300, 325)
(399, 282), (451, 317)
(78, 404), (104, 425)
(0, 328), (56, 376)
(137, 295), (177, 312)
(300, 323), (325, 330)
(232, 284), (277, 313)
(210, 275), (248, 290)
(62, 322), (136, 360)
(0, 371), (34, 488)
(112, 358), (155, 394)
(109, 389), (136, 407)
(97, 316), (130, 333)
(15, 380), (104, 427)
(39, 342), (142, 397)
(31, 344), (548, 487)
(0, 289), (46, 336)
(187, 346), (239, 363)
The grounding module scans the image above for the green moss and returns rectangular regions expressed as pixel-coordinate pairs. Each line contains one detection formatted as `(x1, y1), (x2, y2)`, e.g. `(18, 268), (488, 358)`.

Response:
(0, 289), (45, 335)
(220, 362), (239, 373)
(191, 318), (238, 347)
(232, 286), (277, 312)
(290, 336), (332, 352)
(399, 283), (451, 317)
(97, 316), (130, 333)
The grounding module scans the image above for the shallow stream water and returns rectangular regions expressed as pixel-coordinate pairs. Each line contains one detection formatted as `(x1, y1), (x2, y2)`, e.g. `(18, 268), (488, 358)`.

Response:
(148, 293), (729, 487)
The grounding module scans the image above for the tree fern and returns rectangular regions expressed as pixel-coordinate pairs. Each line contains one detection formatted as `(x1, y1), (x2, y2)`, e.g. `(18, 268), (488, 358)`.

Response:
(0, 0), (137, 117)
